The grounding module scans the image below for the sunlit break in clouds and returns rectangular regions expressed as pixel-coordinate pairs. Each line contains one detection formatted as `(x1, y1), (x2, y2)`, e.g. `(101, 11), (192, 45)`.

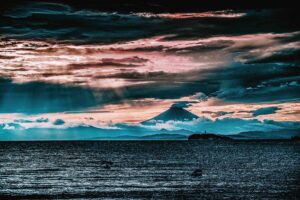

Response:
(1, 0), (300, 140)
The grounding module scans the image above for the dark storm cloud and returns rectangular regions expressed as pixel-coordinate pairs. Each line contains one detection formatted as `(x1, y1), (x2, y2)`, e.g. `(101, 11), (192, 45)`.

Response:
(252, 107), (280, 117)
(0, 78), (97, 113)
(115, 62), (299, 103)
(93, 71), (172, 80)
(0, 55), (16, 59)
(14, 119), (33, 123)
(0, 1), (300, 114)
(1, 2), (299, 44)
(208, 63), (300, 103)
(68, 56), (148, 69)
(262, 119), (300, 129)
(90, 62), (300, 105)
(35, 118), (49, 123)
(0, 2), (165, 44)
(101, 57), (149, 64)
(155, 9), (300, 42)
(2, 0), (294, 16)
(0, 62), (299, 114)
(246, 49), (300, 65)
(53, 119), (65, 125)
(92, 79), (218, 104)
(0, 75), (209, 114)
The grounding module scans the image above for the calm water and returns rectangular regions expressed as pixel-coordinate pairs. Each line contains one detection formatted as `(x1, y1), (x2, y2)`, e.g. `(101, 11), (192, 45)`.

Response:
(0, 141), (299, 199)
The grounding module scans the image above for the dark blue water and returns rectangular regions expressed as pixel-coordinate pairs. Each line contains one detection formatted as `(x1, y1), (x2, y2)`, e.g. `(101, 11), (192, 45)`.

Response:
(0, 141), (299, 199)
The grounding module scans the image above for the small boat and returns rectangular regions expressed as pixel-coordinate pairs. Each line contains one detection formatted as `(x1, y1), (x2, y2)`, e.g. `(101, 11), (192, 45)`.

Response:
(191, 169), (202, 177)
(100, 160), (113, 169)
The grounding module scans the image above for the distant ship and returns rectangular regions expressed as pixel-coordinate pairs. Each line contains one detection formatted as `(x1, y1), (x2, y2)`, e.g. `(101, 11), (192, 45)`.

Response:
(141, 104), (199, 125)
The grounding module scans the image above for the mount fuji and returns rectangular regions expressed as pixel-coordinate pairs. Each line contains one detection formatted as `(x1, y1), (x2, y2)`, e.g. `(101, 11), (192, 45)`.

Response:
(142, 104), (199, 125)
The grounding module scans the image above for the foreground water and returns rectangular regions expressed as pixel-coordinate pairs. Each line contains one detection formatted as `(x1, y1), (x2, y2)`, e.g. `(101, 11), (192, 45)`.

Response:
(0, 141), (299, 199)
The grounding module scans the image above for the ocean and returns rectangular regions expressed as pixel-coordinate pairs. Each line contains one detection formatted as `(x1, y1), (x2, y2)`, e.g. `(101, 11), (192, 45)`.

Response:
(0, 141), (299, 199)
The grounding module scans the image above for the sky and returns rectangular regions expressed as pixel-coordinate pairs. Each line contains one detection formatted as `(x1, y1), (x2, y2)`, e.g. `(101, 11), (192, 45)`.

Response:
(0, 1), (300, 139)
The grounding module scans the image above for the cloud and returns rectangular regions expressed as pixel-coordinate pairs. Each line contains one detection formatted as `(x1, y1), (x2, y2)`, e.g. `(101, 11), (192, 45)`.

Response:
(171, 101), (193, 108)
(0, 78), (97, 113)
(1, 54), (299, 115)
(2, 2), (299, 45)
(35, 118), (49, 123)
(93, 71), (171, 80)
(2, 113), (300, 139)
(13, 117), (50, 123)
(112, 62), (300, 104)
(190, 92), (208, 101)
(140, 10), (246, 19)
(0, 4), (299, 116)
(262, 119), (300, 129)
(53, 119), (65, 125)
(198, 110), (236, 118)
(246, 48), (300, 65)
(13, 119), (33, 123)
(142, 116), (300, 134)
(1, 2), (165, 44)
(252, 107), (280, 117)
(0, 123), (23, 130)
(68, 56), (148, 69)
(206, 62), (300, 103)
(0, 55), (16, 59)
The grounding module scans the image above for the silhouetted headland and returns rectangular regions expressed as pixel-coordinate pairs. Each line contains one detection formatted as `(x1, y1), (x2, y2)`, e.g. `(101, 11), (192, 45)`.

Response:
(291, 136), (300, 141)
(188, 133), (232, 140)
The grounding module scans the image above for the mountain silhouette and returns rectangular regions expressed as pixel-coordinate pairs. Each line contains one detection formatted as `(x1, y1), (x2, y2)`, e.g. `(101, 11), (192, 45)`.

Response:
(142, 104), (199, 125)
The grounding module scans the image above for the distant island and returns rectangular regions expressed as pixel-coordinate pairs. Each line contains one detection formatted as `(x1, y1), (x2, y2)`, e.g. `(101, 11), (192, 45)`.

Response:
(291, 136), (300, 141)
(188, 133), (232, 140)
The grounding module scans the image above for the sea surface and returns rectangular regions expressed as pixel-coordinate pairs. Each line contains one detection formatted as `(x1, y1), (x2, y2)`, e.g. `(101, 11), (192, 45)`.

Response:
(0, 141), (299, 199)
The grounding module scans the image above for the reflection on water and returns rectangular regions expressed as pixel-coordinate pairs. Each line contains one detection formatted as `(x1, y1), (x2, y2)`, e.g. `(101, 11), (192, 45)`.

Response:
(0, 141), (299, 199)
